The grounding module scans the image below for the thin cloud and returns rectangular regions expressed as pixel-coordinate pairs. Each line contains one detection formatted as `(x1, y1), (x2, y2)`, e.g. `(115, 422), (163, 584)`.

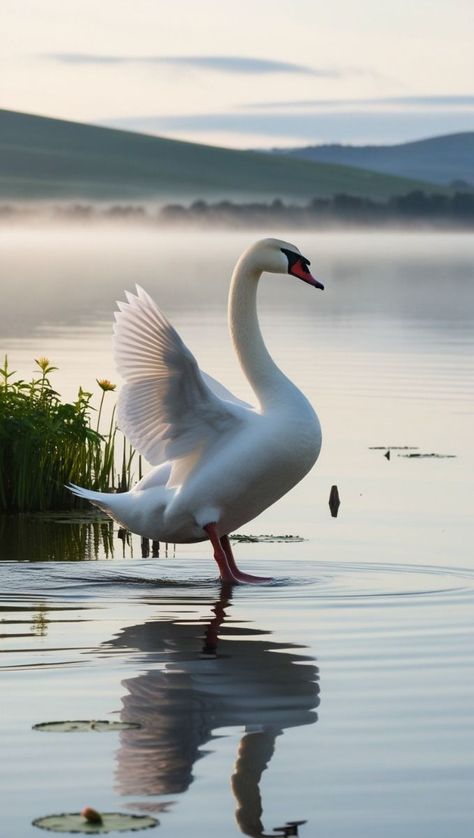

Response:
(102, 110), (474, 144)
(46, 53), (326, 75)
(246, 95), (474, 109)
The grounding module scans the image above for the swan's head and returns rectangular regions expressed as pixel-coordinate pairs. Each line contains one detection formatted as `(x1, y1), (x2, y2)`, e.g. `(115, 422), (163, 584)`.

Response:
(248, 238), (324, 290)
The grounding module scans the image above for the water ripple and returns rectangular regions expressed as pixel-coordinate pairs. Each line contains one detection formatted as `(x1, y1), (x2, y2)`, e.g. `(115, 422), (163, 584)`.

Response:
(2, 559), (474, 607)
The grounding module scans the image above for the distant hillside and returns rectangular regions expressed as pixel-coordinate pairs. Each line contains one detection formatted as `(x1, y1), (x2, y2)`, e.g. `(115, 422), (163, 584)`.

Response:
(273, 133), (474, 187)
(0, 109), (442, 202)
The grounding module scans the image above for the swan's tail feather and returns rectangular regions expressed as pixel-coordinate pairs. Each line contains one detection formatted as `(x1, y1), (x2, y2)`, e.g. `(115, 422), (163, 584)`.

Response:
(67, 483), (115, 514)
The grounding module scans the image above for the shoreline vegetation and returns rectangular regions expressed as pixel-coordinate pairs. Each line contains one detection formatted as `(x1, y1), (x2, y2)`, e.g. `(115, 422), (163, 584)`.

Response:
(1, 190), (474, 229)
(0, 357), (137, 512)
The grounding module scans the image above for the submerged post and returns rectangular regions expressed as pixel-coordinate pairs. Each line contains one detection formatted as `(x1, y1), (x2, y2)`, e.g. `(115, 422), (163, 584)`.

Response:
(329, 485), (340, 518)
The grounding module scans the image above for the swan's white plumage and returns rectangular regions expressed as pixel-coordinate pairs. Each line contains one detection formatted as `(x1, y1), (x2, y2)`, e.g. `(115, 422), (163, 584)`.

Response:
(70, 238), (322, 555)
(114, 285), (250, 472)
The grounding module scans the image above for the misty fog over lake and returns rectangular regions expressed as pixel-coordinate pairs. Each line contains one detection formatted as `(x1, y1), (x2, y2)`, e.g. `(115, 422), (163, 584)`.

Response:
(1, 227), (473, 838)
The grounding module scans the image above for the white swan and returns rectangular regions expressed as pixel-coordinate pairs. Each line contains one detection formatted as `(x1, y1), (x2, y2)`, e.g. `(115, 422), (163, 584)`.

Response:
(70, 238), (324, 583)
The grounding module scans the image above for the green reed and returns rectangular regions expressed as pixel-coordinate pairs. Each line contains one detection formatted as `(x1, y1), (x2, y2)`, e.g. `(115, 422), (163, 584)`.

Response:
(0, 356), (137, 512)
(0, 511), (115, 561)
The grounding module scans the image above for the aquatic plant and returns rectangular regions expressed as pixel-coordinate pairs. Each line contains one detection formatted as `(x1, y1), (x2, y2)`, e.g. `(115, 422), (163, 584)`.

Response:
(0, 356), (135, 512)
(0, 511), (115, 560)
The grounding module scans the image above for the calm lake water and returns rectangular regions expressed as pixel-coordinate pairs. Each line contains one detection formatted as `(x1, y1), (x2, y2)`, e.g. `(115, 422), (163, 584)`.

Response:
(1, 228), (473, 837)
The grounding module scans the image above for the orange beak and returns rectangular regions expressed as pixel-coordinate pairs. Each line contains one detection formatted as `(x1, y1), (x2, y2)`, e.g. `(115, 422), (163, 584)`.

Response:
(290, 259), (324, 290)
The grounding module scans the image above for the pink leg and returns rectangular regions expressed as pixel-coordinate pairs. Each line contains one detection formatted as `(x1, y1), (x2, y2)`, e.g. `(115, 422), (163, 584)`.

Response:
(204, 524), (240, 583)
(204, 524), (273, 584)
(220, 535), (273, 584)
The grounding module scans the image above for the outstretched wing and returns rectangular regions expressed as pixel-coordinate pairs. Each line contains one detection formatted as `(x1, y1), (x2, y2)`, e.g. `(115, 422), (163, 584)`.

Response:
(113, 285), (252, 468)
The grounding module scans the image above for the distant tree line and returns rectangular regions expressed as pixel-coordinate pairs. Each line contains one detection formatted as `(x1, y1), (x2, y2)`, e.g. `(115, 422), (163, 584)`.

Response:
(161, 192), (474, 227)
(1, 191), (474, 228)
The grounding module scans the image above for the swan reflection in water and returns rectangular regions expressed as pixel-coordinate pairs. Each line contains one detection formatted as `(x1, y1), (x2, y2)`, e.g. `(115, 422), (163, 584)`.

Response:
(107, 585), (320, 837)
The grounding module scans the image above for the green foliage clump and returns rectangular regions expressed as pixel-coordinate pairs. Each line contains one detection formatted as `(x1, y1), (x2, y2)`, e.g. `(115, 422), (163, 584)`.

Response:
(0, 356), (136, 512)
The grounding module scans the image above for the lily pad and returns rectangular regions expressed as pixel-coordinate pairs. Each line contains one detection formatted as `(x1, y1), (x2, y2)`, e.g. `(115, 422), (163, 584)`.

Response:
(398, 452), (456, 459)
(369, 446), (418, 450)
(32, 813), (157, 833)
(230, 534), (304, 543)
(33, 720), (141, 733)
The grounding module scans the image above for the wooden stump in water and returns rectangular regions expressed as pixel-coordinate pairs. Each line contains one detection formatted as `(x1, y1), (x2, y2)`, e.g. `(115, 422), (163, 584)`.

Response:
(329, 485), (340, 518)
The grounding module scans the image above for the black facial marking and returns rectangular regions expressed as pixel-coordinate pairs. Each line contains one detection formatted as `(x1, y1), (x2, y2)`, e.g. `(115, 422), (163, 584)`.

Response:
(281, 247), (311, 273)
(281, 247), (300, 269)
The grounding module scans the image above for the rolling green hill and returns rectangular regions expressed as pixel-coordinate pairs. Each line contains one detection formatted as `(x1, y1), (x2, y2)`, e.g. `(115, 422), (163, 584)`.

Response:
(0, 109), (443, 202)
(274, 133), (474, 187)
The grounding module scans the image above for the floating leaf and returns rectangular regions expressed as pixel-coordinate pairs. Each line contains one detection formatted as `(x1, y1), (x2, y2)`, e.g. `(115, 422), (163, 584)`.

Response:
(230, 533), (304, 543)
(32, 812), (158, 833)
(33, 720), (141, 733)
(369, 446), (418, 450)
(398, 452), (456, 459)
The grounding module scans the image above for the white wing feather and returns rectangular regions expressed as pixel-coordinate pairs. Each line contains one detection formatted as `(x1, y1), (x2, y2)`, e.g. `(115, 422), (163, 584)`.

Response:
(200, 370), (252, 410)
(113, 285), (252, 469)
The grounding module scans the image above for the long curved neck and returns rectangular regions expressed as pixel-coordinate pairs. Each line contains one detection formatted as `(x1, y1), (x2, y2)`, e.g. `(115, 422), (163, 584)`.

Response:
(228, 252), (292, 409)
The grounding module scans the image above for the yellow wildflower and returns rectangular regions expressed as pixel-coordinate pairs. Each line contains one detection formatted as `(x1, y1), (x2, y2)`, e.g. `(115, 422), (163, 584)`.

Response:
(35, 356), (51, 372)
(97, 378), (116, 392)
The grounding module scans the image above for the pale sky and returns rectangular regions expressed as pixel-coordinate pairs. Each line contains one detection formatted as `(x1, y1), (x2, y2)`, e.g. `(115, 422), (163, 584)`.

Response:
(2, 0), (473, 147)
